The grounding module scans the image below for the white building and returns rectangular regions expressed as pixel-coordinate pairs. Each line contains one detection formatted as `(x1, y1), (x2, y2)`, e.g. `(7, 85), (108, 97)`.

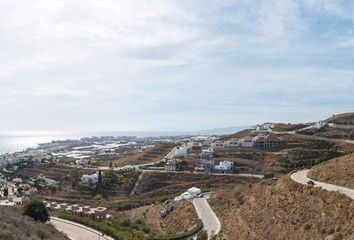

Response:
(225, 138), (240, 148)
(211, 140), (225, 149)
(252, 125), (270, 134)
(214, 160), (234, 171)
(81, 172), (99, 185)
(239, 136), (254, 148)
(315, 121), (326, 129)
(174, 187), (202, 201)
(174, 146), (188, 157)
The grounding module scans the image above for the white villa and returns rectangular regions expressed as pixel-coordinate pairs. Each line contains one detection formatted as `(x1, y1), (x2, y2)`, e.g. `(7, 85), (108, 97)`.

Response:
(239, 136), (255, 148)
(315, 121), (326, 129)
(174, 187), (202, 201)
(174, 145), (188, 157)
(211, 140), (225, 149)
(81, 172), (99, 185)
(225, 138), (240, 148)
(214, 160), (234, 172)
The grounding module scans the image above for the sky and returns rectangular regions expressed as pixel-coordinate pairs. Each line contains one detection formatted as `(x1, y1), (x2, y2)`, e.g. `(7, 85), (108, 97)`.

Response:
(1, 0), (354, 133)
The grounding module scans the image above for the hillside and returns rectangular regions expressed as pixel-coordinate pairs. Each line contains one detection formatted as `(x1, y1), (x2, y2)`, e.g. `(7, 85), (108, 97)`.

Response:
(114, 201), (198, 237)
(326, 112), (354, 124)
(297, 125), (354, 140)
(209, 177), (354, 240)
(111, 144), (176, 167)
(308, 154), (354, 189)
(0, 207), (68, 240)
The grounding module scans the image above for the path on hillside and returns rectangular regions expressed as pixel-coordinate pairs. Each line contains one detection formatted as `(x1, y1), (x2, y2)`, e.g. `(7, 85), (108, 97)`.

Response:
(271, 125), (354, 145)
(193, 196), (221, 239)
(328, 122), (354, 129)
(129, 171), (143, 196)
(290, 170), (354, 200)
(50, 217), (113, 240)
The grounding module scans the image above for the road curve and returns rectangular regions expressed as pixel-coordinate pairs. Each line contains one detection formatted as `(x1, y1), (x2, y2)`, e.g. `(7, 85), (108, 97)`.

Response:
(291, 170), (354, 200)
(50, 217), (113, 240)
(193, 197), (221, 239)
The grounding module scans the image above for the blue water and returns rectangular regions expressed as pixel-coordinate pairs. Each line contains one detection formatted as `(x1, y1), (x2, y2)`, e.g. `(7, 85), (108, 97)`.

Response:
(0, 127), (244, 154)
(0, 134), (78, 154)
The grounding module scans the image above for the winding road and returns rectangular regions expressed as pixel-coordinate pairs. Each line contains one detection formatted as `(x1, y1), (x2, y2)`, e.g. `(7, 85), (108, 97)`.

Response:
(193, 196), (221, 239)
(50, 217), (113, 240)
(270, 123), (354, 145)
(291, 169), (354, 200)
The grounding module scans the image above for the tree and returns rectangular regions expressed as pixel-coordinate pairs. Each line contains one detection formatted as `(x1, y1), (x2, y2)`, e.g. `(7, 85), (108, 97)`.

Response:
(98, 170), (103, 185)
(17, 187), (23, 195)
(3, 187), (8, 197)
(197, 230), (208, 240)
(24, 199), (49, 223)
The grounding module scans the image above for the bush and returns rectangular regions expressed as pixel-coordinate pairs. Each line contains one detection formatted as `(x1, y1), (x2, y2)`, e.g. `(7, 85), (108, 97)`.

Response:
(197, 230), (208, 240)
(57, 211), (144, 240)
(149, 219), (203, 240)
(282, 147), (342, 169)
(23, 199), (49, 223)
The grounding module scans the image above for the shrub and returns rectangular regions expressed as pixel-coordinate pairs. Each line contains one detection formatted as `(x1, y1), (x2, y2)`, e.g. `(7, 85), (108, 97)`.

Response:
(197, 230), (208, 240)
(57, 211), (144, 240)
(23, 199), (49, 223)
(149, 219), (203, 240)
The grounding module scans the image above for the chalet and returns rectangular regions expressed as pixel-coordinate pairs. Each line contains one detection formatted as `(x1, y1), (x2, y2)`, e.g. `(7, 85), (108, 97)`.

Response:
(253, 134), (281, 149)
(225, 138), (240, 148)
(211, 140), (225, 149)
(213, 160), (234, 173)
(239, 136), (255, 148)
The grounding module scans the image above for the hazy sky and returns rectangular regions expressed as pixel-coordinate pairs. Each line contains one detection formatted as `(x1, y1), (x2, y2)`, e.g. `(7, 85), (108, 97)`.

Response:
(1, 0), (354, 132)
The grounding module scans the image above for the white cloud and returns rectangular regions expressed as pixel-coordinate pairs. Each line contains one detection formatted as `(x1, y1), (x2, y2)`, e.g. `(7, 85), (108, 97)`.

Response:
(0, 0), (353, 131)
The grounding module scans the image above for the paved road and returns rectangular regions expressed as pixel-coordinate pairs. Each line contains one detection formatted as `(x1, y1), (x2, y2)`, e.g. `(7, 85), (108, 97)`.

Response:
(291, 170), (354, 200)
(142, 169), (264, 178)
(50, 217), (113, 240)
(193, 196), (221, 239)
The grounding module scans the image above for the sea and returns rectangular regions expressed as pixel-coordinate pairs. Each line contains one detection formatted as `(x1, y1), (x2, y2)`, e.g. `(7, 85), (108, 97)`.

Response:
(0, 127), (245, 155)
(0, 134), (79, 154)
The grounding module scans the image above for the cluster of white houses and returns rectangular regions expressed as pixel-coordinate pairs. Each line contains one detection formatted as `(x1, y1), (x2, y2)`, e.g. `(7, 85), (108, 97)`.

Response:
(211, 134), (282, 149)
(43, 201), (110, 221)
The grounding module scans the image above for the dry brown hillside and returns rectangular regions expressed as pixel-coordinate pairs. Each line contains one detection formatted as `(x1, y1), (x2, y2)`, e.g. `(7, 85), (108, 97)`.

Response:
(112, 144), (176, 167)
(0, 207), (68, 240)
(308, 154), (354, 189)
(326, 112), (354, 124)
(209, 177), (354, 240)
(114, 201), (198, 237)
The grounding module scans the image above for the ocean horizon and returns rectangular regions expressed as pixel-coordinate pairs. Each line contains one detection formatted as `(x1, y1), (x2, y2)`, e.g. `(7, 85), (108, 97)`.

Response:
(0, 127), (245, 154)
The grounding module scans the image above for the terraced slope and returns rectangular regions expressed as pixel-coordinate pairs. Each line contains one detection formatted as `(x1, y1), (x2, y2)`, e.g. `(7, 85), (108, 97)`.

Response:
(113, 144), (176, 167)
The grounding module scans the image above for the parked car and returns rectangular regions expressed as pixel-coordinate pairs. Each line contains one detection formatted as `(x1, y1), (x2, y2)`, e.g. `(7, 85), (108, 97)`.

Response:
(307, 180), (315, 185)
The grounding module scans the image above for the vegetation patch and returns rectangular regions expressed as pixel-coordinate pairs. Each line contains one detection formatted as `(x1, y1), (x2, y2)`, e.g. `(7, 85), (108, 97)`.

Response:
(281, 147), (342, 169)
(57, 211), (145, 240)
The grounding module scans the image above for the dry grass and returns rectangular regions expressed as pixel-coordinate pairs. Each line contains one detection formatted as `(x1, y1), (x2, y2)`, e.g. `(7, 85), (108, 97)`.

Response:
(135, 171), (261, 201)
(272, 123), (311, 132)
(114, 201), (198, 237)
(18, 163), (90, 181)
(112, 144), (176, 167)
(0, 207), (68, 240)
(308, 154), (354, 189)
(209, 177), (354, 240)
